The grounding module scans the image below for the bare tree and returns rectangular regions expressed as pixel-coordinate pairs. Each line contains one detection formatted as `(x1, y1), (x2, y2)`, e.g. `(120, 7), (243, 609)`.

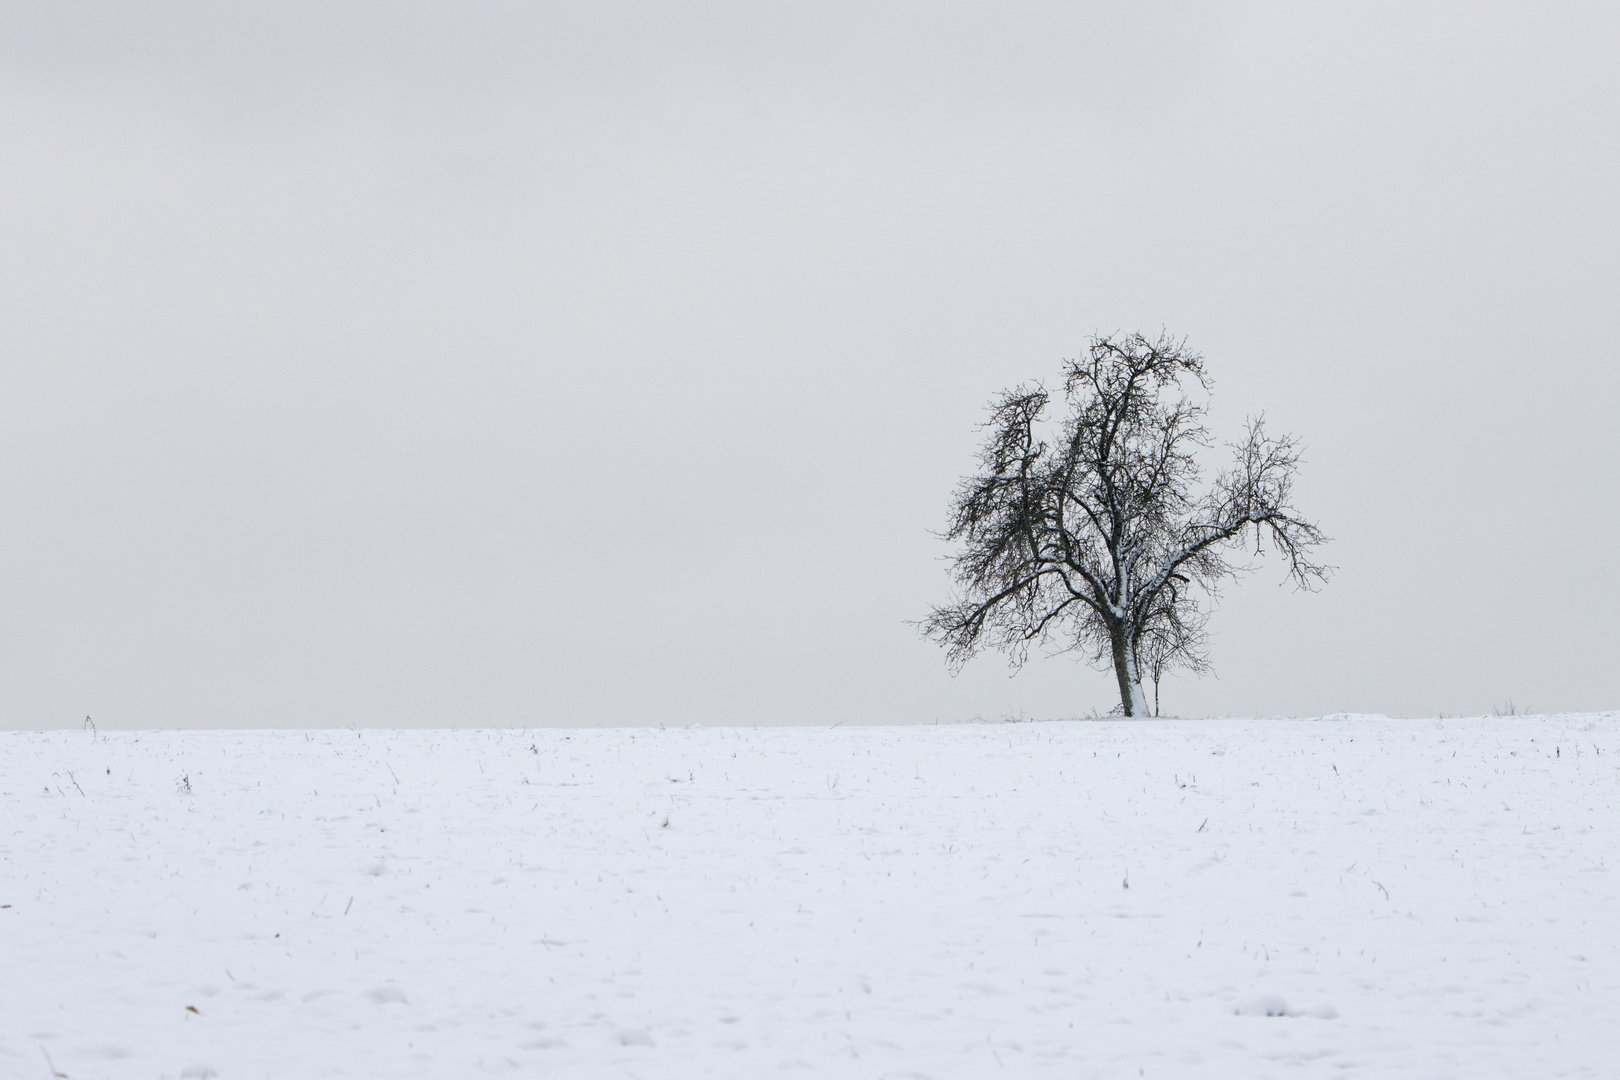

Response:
(923, 332), (1327, 717)
(1135, 603), (1210, 717)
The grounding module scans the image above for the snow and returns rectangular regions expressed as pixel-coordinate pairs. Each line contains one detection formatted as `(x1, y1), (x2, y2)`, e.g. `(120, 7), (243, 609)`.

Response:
(4, 715), (1618, 1078)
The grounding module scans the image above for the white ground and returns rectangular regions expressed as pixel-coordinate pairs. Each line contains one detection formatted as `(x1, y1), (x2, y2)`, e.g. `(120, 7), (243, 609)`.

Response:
(4, 716), (1618, 1079)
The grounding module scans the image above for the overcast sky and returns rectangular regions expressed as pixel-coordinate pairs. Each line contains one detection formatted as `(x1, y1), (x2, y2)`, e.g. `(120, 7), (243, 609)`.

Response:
(2, 2), (1616, 729)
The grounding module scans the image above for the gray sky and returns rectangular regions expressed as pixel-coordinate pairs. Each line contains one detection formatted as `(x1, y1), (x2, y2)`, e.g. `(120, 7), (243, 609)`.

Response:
(3, 2), (1617, 729)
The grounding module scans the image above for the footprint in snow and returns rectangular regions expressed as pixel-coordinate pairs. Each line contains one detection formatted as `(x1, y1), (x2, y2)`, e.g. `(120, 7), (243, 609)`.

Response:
(1234, 995), (1337, 1019)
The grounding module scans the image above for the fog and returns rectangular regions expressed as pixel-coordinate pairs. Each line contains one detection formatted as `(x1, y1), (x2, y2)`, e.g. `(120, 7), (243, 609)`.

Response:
(3, 2), (1616, 728)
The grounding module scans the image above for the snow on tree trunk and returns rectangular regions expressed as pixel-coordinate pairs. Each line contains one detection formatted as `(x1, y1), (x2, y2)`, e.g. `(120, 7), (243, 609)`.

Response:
(1110, 629), (1149, 718)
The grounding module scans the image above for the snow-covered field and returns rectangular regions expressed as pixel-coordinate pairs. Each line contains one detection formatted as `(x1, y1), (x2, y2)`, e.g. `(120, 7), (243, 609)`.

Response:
(4, 716), (1618, 1079)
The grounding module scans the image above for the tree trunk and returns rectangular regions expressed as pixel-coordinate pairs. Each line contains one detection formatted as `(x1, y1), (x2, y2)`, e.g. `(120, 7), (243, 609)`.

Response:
(1109, 628), (1149, 717)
